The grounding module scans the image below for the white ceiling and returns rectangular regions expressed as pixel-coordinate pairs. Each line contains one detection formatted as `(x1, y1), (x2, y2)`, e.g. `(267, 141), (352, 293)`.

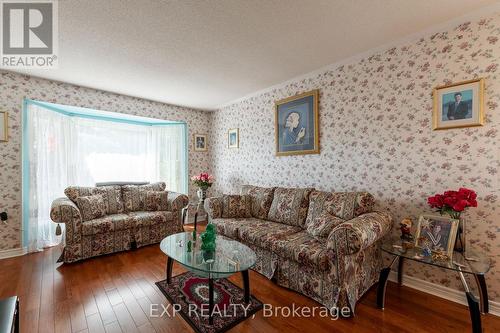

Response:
(8, 0), (499, 110)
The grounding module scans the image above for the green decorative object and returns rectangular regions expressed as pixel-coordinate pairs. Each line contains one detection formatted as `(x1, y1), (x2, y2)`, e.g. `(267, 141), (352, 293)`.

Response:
(187, 240), (192, 252)
(201, 224), (217, 255)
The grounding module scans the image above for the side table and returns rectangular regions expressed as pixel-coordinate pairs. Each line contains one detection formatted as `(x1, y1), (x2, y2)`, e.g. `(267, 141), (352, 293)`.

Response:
(378, 238), (490, 333)
(182, 199), (206, 231)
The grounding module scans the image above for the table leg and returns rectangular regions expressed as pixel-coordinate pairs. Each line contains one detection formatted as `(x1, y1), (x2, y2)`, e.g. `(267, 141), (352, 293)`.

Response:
(182, 207), (187, 226)
(208, 277), (214, 325)
(166, 257), (173, 284)
(242, 270), (250, 303)
(397, 257), (404, 286)
(474, 274), (489, 314)
(458, 268), (482, 333)
(194, 212), (198, 232)
(377, 256), (398, 309)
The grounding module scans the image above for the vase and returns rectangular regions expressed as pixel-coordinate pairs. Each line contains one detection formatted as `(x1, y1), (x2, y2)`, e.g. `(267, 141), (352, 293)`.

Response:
(454, 216), (466, 253)
(197, 188), (207, 201)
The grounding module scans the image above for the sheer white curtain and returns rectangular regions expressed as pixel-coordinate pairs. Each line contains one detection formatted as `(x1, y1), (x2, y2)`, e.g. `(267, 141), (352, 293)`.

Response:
(26, 103), (186, 252)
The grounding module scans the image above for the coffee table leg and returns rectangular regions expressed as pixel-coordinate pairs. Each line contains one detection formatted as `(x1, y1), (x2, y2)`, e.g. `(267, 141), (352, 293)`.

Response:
(208, 277), (214, 325)
(377, 256), (398, 309)
(242, 270), (250, 303)
(166, 257), (173, 284)
(474, 274), (489, 314)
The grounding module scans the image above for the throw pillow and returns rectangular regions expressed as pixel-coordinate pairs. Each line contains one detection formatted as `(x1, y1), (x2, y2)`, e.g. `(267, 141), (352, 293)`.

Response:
(75, 194), (107, 221)
(221, 194), (252, 218)
(306, 213), (346, 241)
(240, 185), (276, 219)
(267, 187), (313, 227)
(144, 191), (169, 211)
(122, 182), (166, 212)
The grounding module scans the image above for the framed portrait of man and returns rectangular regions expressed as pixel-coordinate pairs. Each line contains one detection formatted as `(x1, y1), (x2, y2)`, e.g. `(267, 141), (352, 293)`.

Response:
(414, 215), (459, 257)
(433, 78), (484, 130)
(275, 89), (319, 156)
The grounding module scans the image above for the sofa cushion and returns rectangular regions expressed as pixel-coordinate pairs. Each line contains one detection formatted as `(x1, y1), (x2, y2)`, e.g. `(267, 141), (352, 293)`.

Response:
(127, 211), (173, 228)
(82, 213), (132, 236)
(144, 191), (169, 211)
(305, 190), (375, 224)
(241, 185), (276, 219)
(238, 219), (302, 248)
(211, 217), (262, 239)
(65, 185), (123, 214)
(122, 182), (166, 212)
(75, 194), (107, 221)
(271, 230), (334, 271)
(267, 187), (313, 227)
(221, 194), (252, 218)
(306, 213), (345, 241)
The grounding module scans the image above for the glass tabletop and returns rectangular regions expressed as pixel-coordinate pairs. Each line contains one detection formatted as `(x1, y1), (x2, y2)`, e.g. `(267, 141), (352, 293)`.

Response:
(160, 232), (256, 278)
(381, 238), (490, 275)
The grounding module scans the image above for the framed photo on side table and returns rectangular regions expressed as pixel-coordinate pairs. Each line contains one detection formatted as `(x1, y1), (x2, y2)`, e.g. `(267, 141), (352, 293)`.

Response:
(228, 128), (239, 148)
(194, 134), (207, 152)
(433, 78), (484, 130)
(0, 111), (8, 142)
(415, 214), (459, 257)
(275, 89), (319, 156)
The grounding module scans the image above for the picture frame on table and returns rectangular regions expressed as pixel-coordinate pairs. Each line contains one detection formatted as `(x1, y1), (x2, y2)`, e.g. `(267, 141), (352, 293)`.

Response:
(433, 78), (484, 130)
(275, 89), (319, 156)
(414, 214), (459, 257)
(194, 134), (207, 152)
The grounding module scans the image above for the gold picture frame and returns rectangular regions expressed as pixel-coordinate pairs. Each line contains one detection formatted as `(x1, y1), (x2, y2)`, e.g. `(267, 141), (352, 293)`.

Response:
(193, 134), (207, 152)
(275, 89), (319, 156)
(0, 111), (8, 142)
(433, 78), (485, 130)
(414, 214), (459, 257)
(228, 128), (239, 148)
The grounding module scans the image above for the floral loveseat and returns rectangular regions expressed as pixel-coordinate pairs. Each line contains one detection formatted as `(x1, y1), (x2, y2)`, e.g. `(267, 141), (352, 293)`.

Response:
(50, 182), (188, 263)
(205, 185), (392, 313)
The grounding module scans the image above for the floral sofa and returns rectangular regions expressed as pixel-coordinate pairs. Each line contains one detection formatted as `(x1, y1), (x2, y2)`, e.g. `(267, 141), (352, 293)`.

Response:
(50, 182), (188, 263)
(205, 185), (392, 314)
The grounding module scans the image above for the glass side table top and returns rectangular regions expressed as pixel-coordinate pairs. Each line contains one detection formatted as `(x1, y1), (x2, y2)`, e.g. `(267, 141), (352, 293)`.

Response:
(381, 238), (490, 275)
(160, 232), (256, 278)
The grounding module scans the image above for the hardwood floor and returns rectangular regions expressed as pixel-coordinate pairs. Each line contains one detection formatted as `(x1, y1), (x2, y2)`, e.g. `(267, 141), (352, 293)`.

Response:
(1, 224), (499, 333)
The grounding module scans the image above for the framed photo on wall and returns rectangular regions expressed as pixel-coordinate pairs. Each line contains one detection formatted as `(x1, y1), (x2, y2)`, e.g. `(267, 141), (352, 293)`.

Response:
(414, 214), (459, 257)
(194, 134), (207, 152)
(433, 78), (484, 130)
(0, 111), (7, 142)
(228, 128), (239, 148)
(275, 89), (319, 156)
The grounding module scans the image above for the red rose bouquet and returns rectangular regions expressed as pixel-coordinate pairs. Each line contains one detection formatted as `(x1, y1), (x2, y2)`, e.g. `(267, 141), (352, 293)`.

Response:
(427, 188), (477, 219)
(191, 173), (214, 190)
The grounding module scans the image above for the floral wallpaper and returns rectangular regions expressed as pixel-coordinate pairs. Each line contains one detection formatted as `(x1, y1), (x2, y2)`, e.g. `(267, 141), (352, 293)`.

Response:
(0, 71), (212, 250)
(210, 14), (500, 301)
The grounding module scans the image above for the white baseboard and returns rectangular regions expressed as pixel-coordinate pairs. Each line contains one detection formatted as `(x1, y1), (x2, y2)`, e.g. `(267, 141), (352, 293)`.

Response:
(388, 271), (500, 317)
(0, 247), (27, 259)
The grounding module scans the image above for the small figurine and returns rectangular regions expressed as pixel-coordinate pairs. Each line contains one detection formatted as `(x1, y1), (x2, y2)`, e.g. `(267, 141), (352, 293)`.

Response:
(187, 240), (192, 252)
(400, 218), (414, 242)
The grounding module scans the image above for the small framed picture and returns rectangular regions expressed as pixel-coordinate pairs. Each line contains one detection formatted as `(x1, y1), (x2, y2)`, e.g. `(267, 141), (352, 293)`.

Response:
(193, 134), (207, 152)
(275, 89), (319, 156)
(228, 128), (239, 148)
(0, 111), (8, 142)
(415, 214), (459, 257)
(433, 78), (484, 130)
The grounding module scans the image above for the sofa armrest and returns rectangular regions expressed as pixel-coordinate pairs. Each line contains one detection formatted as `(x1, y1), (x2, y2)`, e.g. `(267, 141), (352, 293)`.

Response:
(327, 211), (393, 255)
(204, 197), (223, 219)
(167, 191), (188, 212)
(50, 197), (82, 224)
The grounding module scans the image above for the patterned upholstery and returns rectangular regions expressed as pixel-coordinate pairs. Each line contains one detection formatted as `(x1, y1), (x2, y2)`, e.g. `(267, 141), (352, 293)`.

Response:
(65, 185), (124, 214)
(267, 187), (313, 227)
(144, 191), (169, 211)
(221, 194), (252, 218)
(51, 183), (188, 263)
(206, 185), (392, 313)
(75, 194), (107, 221)
(240, 185), (276, 219)
(122, 182), (166, 212)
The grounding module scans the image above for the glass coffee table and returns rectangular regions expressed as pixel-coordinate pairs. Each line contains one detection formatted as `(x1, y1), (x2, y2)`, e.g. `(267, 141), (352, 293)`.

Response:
(160, 232), (256, 324)
(378, 238), (490, 333)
